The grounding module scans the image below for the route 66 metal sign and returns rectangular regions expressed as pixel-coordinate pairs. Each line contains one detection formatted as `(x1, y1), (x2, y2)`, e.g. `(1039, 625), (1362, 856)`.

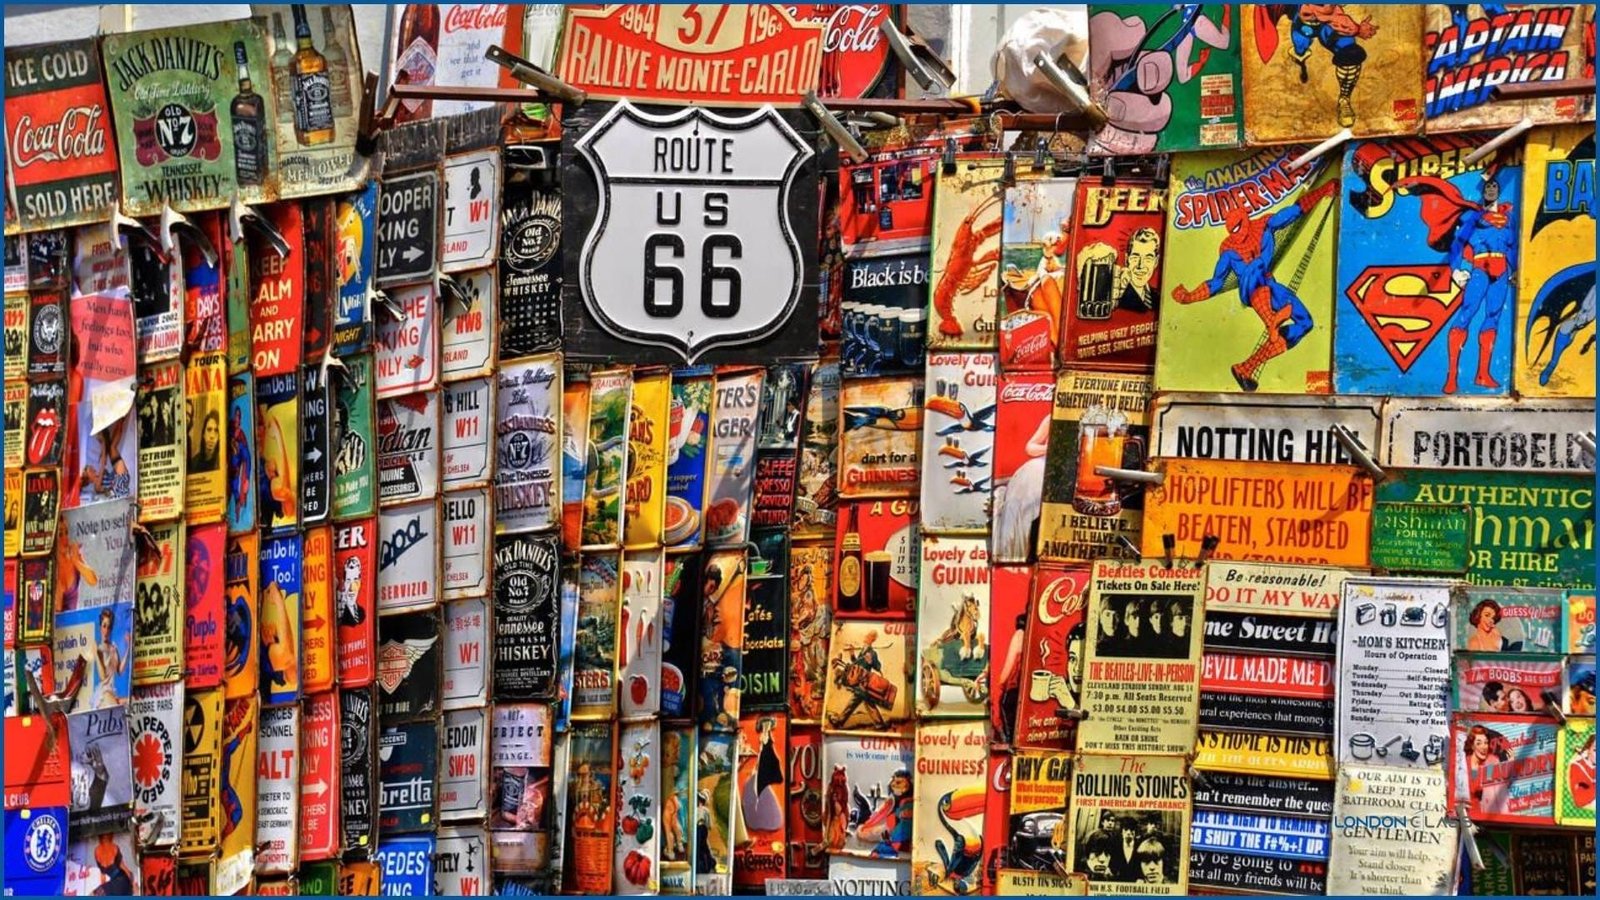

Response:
(562, 101), (819, 363)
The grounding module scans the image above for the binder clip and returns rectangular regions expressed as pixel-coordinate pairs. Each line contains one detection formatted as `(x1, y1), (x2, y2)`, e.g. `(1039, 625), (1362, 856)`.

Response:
(1194, 535), (1220, 568)
(942, 137), (958, 175)
(1161, 534), (1176, 569)
(1032, 137), (1050, 172)
(486, 44), (587, 105)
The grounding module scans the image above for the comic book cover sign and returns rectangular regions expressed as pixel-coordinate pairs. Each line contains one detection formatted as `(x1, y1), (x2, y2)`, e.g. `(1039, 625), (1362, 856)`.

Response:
(1335, 134), (1519, 395)
(493, 533), (560, 701)
(1036, 370), (1150, 563)
(5, 805), (69, 896)
(255, 372), (300, 531)
(66, 706), (134, 835)
(499, 173), (564, 357)
(1518, 125), (1595, 398)
(334, 184), (378, 356)
(335, 519), (377, 689)
(1065, 753), (1191, 894)
(927, 159), (1004, 350)
(991, 372), (1055, 564)
(379, 719), (438, 834)
(132, 521), (183, 685)
(1088, 5), (1244, 154)
(1448, 713), (1558, 825)
(333, 354), (378, 521)
(3, 38), (120, 232)
(184, 522), (225, 690)
(259, 532), (302, 704)
(129, 681), (183, 848)
(1160, 147), (1339, 394)
(1062, 182), (1165, 368)
(1011, 567), (1089, 752)
(821, 733), (915, 861)
(216, 696), (258, 895)
(997, 175), (1073, 371)
(918, 353), (994, 535)
(1423, 5), (1593, 132)
(1243, 5), (1424, 143)
(843, 251), (930, 377)
(340, 687), (377, 856)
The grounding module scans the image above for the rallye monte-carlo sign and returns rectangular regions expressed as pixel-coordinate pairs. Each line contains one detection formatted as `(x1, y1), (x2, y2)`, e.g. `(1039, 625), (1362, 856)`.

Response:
(562, 100), (820, 363)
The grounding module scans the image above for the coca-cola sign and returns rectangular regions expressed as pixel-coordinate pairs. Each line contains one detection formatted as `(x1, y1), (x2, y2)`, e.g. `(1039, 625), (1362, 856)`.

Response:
(443, 4), (509, 33)
(787, 4), (895, 98)
(3, 38), (120, 232)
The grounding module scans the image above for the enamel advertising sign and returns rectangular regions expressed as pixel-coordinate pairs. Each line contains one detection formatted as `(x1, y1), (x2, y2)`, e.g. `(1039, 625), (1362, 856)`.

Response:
(562, 101), (820, 363)
(255, 4), (367, 198)
(4, 38), (121, 233)
(1517, 125), (1595, 398)
(1087, 5), (1244, 154)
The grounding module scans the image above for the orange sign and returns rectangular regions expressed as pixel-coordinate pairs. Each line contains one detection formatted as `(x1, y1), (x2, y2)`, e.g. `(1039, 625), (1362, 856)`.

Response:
(1141, 459), (1375, 568)
(558, 5), (824, 106)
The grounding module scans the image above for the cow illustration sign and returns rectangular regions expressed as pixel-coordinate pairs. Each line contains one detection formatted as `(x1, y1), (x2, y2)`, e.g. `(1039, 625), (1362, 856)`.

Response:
(562, 100), (820, 363)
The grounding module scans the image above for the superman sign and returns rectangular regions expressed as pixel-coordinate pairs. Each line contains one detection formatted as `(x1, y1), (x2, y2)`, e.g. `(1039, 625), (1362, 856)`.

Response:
(1334, 133), (1521, 395)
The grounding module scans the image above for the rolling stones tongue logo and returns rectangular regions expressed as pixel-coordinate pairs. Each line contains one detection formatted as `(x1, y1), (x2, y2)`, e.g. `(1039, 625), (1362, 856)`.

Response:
(131, 102), (222, 166)
(1344, 264), (1461, 372)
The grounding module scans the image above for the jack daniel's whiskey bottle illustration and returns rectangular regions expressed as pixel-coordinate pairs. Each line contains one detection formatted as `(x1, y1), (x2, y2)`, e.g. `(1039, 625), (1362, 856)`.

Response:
(290, 4), (335, 145)
(321, 5), (355, 117)
(230, 42), (266, 187)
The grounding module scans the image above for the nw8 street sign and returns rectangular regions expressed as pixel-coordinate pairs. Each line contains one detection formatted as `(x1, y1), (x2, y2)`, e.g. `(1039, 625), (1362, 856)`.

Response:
(562, 100), (820, 363)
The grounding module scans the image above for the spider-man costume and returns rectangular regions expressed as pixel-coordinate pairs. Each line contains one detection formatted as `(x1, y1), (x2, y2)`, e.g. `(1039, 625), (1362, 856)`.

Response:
(1171, 179), (1338, 391)
(1397, 172), (1516, 393)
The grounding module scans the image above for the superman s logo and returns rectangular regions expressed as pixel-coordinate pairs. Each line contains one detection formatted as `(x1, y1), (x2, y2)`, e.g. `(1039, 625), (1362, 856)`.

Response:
(1345, 265), (1461, 372)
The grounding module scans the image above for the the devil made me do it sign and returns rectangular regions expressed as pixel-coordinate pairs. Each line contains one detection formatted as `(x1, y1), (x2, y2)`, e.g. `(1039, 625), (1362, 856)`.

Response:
(561, 100), (821, 363)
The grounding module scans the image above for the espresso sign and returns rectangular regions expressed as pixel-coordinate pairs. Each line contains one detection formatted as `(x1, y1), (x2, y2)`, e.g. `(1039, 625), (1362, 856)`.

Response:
(563, 101), (820, 363)
(4, 39), (120, 232)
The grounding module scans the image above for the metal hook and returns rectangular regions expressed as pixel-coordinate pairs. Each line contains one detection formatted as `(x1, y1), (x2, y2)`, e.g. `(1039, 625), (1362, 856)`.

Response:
(229, 194), (289, 258)
(108, 203), (160, 255)
(374, 288), (405, 322)
(485, 44), (586, 104)
(1462, 117), (1533, 167)
(1113, 535), (1141, 558)
(439, 273), (474, 319)
(879, 18), (953, 94)
(160, 201), (218, 268)
(1286, 128), (1354, 172)
(1094, 466), (1164, 486)
(1332, 424), (1386, 481)
(1031, 52), (1107, 129)
(801, 92), (868, 164)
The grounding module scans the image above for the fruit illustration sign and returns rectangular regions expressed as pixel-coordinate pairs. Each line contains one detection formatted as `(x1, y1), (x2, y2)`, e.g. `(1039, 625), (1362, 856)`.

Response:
(1335, 134), (1520, 395)
(4, 38), (121, 233)
(101, 21), (279, 214)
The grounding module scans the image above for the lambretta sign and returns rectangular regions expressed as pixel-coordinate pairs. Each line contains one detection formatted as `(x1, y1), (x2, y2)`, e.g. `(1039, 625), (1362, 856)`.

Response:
(565, 100), (818, 362)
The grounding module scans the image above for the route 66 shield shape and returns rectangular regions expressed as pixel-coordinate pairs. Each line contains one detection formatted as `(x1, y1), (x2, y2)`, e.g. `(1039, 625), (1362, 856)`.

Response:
(567, 101), (818, 362)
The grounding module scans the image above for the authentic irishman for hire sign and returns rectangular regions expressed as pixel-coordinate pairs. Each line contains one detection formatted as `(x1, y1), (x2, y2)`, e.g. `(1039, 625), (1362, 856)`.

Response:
(561, 100), (820, 363)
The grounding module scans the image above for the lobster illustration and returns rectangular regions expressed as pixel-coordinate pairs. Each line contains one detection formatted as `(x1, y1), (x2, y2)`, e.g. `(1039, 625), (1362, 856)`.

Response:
(932, 194), (1004, 338)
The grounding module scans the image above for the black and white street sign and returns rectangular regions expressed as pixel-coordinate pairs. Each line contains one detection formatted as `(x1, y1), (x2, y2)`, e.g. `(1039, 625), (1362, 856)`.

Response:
(562, 101), (821, 364)
(378, 170), (441, 287)
(443, 150), (501, 273)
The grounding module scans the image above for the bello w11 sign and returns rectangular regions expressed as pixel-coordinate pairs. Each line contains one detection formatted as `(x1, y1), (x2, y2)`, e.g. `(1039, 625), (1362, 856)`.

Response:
(562, 101), (820, 363)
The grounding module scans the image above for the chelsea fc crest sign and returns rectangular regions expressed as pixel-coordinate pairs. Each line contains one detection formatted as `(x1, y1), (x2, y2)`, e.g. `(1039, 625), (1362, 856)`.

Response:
(563, 100), (821, 363)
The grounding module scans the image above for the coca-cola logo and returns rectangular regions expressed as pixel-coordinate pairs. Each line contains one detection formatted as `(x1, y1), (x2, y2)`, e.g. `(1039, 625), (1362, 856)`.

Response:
(10, 106), (107, 169)
(1001, 383), (1055, 403)
(444, 4), (508, 33)
(788, 4), (892, 98)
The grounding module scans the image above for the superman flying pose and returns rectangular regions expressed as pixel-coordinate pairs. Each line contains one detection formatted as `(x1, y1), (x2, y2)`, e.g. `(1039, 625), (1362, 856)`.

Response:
(1395, 170), (1516, 393)
(1171, 178), (1339, 391)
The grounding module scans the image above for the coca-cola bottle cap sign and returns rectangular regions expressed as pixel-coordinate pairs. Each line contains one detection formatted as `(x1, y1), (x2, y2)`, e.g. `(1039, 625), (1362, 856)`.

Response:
(788, 4), (894, 99)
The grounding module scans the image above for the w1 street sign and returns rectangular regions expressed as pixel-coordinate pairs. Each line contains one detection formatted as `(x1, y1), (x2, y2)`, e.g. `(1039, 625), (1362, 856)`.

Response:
(562, 100), (821, 364)
(378, 170), (440, 287)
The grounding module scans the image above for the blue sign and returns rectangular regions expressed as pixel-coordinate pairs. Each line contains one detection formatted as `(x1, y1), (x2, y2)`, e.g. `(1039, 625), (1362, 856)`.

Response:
(376, 834), (436, 897)
(4, 806), (68, 895)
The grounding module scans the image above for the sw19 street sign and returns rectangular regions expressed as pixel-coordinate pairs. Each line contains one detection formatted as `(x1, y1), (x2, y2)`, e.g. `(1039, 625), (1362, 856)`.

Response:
(377, 170), (440, 287)
(562, 100), (821, 364)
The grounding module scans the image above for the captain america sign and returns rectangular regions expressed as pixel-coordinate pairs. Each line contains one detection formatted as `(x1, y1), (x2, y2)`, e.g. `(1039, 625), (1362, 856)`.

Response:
(562, 101), (821, 363)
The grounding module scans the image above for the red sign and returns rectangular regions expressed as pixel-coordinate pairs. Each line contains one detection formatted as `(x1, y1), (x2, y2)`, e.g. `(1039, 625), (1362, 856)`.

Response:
(335, 519), (378, 689)
(1201, 652), (1334, 700)
(786, 4), (895, 98)
(558, 5), (825, 106)
(249, 203), (305, 378)
(3, 38), (120, 231)
(299, 691), (341, 861)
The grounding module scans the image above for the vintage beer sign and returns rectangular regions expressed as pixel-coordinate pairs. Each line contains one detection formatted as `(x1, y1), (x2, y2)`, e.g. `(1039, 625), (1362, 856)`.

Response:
(301, 526), (336, 694)
(492, 533), (560, 701)
(224, 372), (256, 532)
(129, 681), (183, 848)
(499, 173), (564, 356)
(377, 390), (441, 507)
(375, 280), (440, 397)
(1036, 369), (1150, 562)
(558, 6), (825, 105)
(301, 365), (333, 524)
(1061, 180), (1165, 368)
(255, 704), (301, 875)
(1087, 5), (1243, 153)
(300, 690), (340, 862)
(617, 719), (666, 894)
(915, 535), (992, 719)
(1012, 566), (1089, 751)
(333, 354), (378, 520)
(335, 518), (378, 688)
(1065, 753), (1191, 894)
(1336, 134), (1520, 395)
(443, 150), (501, 272)
(333, 184), (377, 356)
(440, 706), (489, 823)
(1423, 5), (1593, 132)
(443, 377), (493, 490)
(377, 609), (441, 722)
(918, 353), (995, 534)
(1377, 470), (1592, 588)
(562, 101), (820, 363)
(1381, 398), (1594, 472)
(255, 372), (300, 531)
(908, 719), (986, 894)
(624, 370), (670, 548)
(1517, 125), (1595, 398)
(259, 532), (303, 704)
(842, 250), (931, 378)
(998, 174), (1074, 370)
(831, 499), (918, 619)
(1193, 731), (1336, 779)
(705, 368), (764, 545)
(581, 369), (632, 547)
(1335, 578), (1453, 769)
(4, 38), (120, 232)
(564, 720), (619, 894)
(101, 21), (278, 214)
(377, 499), (440, 614)
(839, 376), (922, 500)
(1142, 459), (1375, 567)
(379, 719), (439, 833)
(1153, 394), (1379, 465)
(442, 597), (489, 708)
(822, 618), (914, 732)
(442, 272), (499, 386)
(494, 354), (561, 534)
(255, 4), (366, 198)
(1326, 765), (1454, 894)
(133, 520), (184, 685)
(821, 732), (915, 861)
(926, 158), (1004, 350)
(1200, 652), (1335, 737)
(1160, 147), (1338, 393)
(340, 687), (378, 855)
(184, 522), (226, 690)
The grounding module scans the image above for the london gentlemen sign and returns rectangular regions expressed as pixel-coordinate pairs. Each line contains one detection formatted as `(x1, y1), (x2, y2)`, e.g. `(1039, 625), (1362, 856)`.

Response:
(561, 100), (820, 363)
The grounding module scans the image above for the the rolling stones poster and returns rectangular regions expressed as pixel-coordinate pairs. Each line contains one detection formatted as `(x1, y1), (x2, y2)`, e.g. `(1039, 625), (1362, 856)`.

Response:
(1517, 124), (1595, 398)
(184, 522), (226, 691)
(1066, 753), (1192, 894)
(1012, 566), (1090, 752)
(334, 355), (378, 521)
(133, 519), (184, 686)
(226, 373), (257, 533)
(927, 159), (1004, 351)
(135, 360), (184, 521)
(1062, 181), (1166, 369)
(1422, 5), (1594, 132)
(494, 354), (560, 534)
(1078, 560), (1206, 755)
(259, 532), (302, 705)
(822, 733), (915, 861)
(918, 353), (995, 534)
(1448, 713), (1558, 824)
(1242, 5), (1425, 143)
(1160, 146), (1339, 393)
(184, 351), (227, 522)
(25, 379), (65, 470)
(335, 518), (377, 689)
(443, 378), (494, 491)
(1036, 369), (1151, 563)
(909, 719), (988, 896)
(823, 618), (914, 732)
(3, 38), (121, 234)
(839, 376), (923, 500)
(129, 681), (182, 848)
(616, 719), (664, 894)
(1335, 134), (1519, 395)
(915, 535), (991, 719)
(1088, 5), (1244, 154)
